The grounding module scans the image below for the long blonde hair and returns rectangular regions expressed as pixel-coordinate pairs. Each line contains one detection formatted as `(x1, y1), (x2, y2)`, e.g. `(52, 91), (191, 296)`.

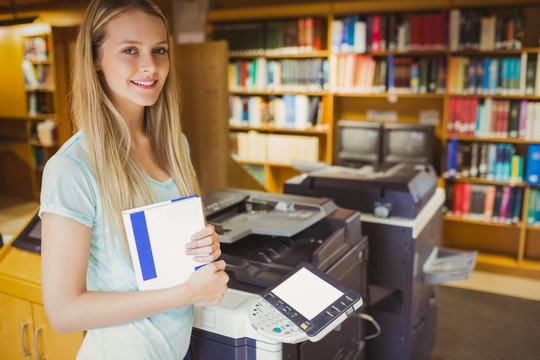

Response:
(71, 0), (200, 254)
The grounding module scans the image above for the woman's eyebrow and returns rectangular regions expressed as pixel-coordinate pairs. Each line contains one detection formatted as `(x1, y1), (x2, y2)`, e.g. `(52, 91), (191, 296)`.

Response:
(117, 40), (168, 46)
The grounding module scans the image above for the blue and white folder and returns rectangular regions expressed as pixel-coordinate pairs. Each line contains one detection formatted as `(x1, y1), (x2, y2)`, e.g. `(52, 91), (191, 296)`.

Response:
(122, 195), (206, 291)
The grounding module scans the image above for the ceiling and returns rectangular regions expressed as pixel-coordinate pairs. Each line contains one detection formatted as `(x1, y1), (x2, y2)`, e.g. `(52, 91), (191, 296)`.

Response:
(0, 0), (90, 15)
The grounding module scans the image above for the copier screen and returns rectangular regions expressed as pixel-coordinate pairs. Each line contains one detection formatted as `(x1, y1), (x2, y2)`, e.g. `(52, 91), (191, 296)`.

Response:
(271, 267), (343, 320)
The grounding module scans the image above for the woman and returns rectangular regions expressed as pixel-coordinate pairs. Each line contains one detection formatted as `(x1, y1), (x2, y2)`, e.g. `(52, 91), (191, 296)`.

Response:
(39, 0), (228, 358)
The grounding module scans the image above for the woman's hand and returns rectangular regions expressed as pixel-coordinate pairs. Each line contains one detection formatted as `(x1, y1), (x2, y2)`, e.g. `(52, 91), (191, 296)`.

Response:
(185, 224), (221, 263)
(184, 260), (229, 306)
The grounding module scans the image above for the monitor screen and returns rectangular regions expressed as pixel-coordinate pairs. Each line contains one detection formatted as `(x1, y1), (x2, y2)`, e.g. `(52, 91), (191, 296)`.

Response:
(382, 123), (434, 165)
(336, 120), (382, 166)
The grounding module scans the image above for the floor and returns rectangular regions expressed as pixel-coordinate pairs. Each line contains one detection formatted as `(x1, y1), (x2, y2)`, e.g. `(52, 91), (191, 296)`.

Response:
(1, 195), (540, 302)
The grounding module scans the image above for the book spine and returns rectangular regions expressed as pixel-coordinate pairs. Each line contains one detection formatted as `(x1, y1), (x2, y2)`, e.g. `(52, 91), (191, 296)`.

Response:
(492, 186), (503, 222)
(511, 187), (524, 224)
(461, 182), (472, 217)
(526, 188), (538, 225)
(452, 182), (464, 217)
(483, 185), (496, 222)
(498, 185), (512, 223)
(525, 144), (540, 185)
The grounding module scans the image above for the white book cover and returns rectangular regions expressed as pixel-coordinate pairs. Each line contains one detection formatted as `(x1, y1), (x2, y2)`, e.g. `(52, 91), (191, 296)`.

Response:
(353, 21), (366, 54)
(535, 55), (540, 96)
(122, 195), (206, 291)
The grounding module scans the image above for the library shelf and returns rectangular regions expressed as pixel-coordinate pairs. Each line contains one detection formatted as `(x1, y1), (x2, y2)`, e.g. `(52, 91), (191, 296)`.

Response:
(230, 90), (329, 96)
(229, 50), (330, 59)
(208, 0), (540, 278)
(0, 25), (77, 200)
(230, 125), (330, 135)
(334, 92), (446, 99)
(447, 135), (540, 144)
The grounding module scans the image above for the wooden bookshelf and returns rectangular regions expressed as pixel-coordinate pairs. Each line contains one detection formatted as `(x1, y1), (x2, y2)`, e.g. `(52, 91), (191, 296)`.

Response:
(207, 0), (540, 279)
(0, 25), (77, 200)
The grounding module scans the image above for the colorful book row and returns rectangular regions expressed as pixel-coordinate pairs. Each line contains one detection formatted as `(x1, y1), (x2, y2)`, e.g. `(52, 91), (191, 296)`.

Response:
(212, 17), (326, 56)
(444, 140), (524, 183)
(27, 91), (53, 116)
(229, 94), (324, 130)
(331, 11), (447, 53)
(447, 98), (540, 140)
(447, 54), (540, 96)
(329, 54), (446, 94)
(449, 8), (524, 51)
(21, 60), (53, 91)
(444, 181), (524, 224)
(230, 131), (319, 165)
(228, 58), (329, 93)
(22, 35), (49, 62)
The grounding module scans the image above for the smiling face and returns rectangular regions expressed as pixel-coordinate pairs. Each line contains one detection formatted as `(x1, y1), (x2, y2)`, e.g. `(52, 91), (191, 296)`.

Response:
(95, 10), (169, 117)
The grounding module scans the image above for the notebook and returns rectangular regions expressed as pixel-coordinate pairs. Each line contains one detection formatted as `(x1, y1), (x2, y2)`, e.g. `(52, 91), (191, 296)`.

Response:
(122, 195), (207, 291)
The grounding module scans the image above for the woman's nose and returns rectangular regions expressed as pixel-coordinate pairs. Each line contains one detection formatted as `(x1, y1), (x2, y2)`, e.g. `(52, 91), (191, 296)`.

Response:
(141, 53), (157, 72)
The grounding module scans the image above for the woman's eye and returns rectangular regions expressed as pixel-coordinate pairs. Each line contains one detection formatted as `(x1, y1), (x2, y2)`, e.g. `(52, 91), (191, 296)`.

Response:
(123, 48), (137, 55)
(154, 47), (168, 55)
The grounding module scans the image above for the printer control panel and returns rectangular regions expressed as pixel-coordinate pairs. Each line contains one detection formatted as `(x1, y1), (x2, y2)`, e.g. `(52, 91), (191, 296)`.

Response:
(249, 298), (307, 343)
(246, 262), (362, 344)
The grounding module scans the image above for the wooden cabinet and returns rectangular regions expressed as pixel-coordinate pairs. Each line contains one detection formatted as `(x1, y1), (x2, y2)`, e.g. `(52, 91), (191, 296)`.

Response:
(207, 0), (540, 279)
(0, 293), (82, 360)
(0, 25), (77, 200)
(0, 216), (84, 359)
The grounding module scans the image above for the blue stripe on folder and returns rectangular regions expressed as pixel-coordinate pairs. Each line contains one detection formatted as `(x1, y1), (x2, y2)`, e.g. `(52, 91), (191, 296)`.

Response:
(172, 194), (198, 202)
(130, 211), (157, 281)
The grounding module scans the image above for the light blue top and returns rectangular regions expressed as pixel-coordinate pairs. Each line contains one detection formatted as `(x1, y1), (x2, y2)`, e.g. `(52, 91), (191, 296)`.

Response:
(39, 131), (193, 360)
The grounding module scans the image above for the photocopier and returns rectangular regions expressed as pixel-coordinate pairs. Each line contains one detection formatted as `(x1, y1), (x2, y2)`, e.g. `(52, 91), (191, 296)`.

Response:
(189, 188), (370, 360)
(284, 163), (476, 360)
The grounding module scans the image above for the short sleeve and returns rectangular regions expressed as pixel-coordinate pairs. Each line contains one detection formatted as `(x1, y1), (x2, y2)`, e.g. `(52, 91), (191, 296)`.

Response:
(39, 153), (97, 228)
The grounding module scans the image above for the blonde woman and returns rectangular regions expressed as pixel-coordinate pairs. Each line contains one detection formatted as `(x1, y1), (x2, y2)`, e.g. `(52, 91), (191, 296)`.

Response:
(39, 0), (228, 358)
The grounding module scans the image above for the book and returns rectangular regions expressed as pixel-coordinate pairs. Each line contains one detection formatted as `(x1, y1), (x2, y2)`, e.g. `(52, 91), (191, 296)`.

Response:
(511, 187), (524, 224)
(122, 195), (207, 291)
(469, 184), (486, 220)
(444, 181), (455, 215)
(536, 190), (540, 226)
(483, 185), (496, 222)
(491, 186), (503, 222)
(525, 144), (540, 185)
(444, 138), (458, 178)
(498, 186), (511, 223)
(510, 155), (524, 184)
(526, 188), (538, 225)
(508, 101), (520, 138)
(461, 182), (472, 217)
(505, 187), (517, 224)
(452, 182), (464, 217)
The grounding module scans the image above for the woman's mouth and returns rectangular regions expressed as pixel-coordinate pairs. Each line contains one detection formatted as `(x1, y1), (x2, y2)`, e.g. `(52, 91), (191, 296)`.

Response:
(131, 80), (157, 89)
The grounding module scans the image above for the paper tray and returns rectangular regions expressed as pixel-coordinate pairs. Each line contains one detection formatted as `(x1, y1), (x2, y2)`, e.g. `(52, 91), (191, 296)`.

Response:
(423, 246), (477, 285)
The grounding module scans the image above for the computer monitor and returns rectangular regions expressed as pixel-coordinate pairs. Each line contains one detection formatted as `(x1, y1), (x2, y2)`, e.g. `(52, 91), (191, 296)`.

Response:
(336, 120), (382, 166)
(382, 123), (434, 165)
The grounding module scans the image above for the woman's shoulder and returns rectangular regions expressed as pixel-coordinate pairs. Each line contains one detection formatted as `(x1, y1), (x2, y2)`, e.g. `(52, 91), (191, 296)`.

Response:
(48, 131), (92, 168)
(44, 131), (95, 180)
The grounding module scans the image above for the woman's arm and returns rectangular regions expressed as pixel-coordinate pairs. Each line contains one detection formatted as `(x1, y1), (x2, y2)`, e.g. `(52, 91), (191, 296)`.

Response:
(41, 212), (228, 334)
